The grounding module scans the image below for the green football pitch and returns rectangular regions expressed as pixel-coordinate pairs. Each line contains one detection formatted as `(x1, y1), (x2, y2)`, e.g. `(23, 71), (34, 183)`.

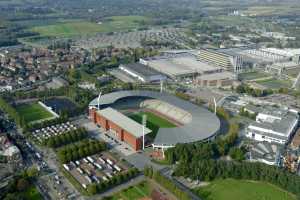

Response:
(16, 103), (54, 123)
(129, 111), (176, 139)
(194, 179), (296, 200)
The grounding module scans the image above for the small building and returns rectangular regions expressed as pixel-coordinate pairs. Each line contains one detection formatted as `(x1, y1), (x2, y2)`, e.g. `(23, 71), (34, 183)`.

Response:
(89, 107), (152, 151)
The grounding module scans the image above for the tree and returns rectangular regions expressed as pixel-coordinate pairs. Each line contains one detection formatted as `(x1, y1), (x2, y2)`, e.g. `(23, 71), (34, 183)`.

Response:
(16, 178), (29, 191)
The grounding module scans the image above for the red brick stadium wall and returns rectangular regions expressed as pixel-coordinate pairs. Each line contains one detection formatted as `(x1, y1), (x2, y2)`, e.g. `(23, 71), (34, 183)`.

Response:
(89, 108), (141, 151)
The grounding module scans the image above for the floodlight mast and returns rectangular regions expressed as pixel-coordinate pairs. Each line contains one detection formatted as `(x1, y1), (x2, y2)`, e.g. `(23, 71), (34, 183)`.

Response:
(213, 97), (217, 114)
(142, 114), (147, 150)
(97, 91), (102, 110)
(160, 79), (163, 93)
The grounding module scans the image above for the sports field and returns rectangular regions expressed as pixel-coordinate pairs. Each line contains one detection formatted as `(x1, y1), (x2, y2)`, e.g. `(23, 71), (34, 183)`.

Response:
(16, 103), (54, 123)
(109, 181), (151, 200)
(256, 78), (292, 89)
(238, 71), (270, 81)
(30, 15), (149, 37)
(129, 111), (176, 139)
(194, 179), (296, 200)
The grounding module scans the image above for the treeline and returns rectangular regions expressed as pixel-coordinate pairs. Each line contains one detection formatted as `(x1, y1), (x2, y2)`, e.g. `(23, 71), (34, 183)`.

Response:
(42, 127), (88, 148)
(57, 140), (107, 163)
(236, 84), (273, 97)
(174, 159), (300, 198)
(165, 107), (239, 164)
(86, 168), (139, 195)
(144, 167), (191, 200)
(0, 97), (22, 126)
(25, 117), (67, 132)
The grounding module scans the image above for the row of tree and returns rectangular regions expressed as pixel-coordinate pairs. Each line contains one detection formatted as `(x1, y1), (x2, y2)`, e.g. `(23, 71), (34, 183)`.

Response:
(236, 84), (273, 97)
(174, 159), (300, 198)
(144, 167), (191, 200)
(86, 168), (139, 195)
(165, 108), (239, 164)
(42, 127), (88, 148)
(57, 139), (107, 163)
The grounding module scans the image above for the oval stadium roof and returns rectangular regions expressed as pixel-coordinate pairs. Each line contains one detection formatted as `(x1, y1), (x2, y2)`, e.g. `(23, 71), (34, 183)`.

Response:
(89, 90), (220, 146)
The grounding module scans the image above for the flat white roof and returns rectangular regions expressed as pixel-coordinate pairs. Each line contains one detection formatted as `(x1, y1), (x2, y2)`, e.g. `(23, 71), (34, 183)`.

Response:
(97, 107), (151, 138)
(146, 55), (220, 77)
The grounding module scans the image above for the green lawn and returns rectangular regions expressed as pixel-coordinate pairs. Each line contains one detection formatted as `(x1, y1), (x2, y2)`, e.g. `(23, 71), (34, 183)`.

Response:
(16, 103), (54, 123)
(129, 111), (176, 139)
(256, 78), (292, 89)
(238, 71), (270, 81)
(194, 179), (296, 200)
(109, 181), (151, 200)
(30, 15), (149, 37)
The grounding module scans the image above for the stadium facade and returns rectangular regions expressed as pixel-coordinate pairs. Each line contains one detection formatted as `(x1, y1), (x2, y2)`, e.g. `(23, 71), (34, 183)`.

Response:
(89, 90), (220, 151)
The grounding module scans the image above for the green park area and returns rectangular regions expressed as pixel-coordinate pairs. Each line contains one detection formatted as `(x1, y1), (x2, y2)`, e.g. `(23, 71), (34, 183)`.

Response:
(194, 179), (296, 200)
(16, 103), (54, 123)
(30, 15), (149, 37)
(129, 111), (176, 138)
(108, 181), (151, 200)
(255, 78), (292, 89)
(238, 71), (270, 81)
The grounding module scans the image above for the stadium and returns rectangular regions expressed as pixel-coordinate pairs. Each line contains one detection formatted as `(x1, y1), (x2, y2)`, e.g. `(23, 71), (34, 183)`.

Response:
(88, 90), (220, 152)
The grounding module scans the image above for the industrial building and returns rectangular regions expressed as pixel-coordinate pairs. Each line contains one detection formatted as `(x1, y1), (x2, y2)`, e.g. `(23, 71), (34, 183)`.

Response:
(119, 63), (166, 83)
(139, 52), (222, 80)
(198, 48), (244, 73)
(89, 107), (151, 151)
(246, 106), (299, 144)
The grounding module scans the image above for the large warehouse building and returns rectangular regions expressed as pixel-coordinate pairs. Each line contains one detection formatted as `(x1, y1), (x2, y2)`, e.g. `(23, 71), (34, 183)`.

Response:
(89, 107), (151, 151)
(89, 90), (220, 151)
(139, 52), (222, 79)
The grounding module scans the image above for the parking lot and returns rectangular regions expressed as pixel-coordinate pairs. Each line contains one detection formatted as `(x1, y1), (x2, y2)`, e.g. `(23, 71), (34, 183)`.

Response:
(63, 152), (129, 189)
(31, 122), (77, 142)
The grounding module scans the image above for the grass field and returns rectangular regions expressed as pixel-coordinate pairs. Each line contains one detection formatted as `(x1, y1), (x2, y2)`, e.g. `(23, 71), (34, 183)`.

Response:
(238, 71), (271, 81)
(110, 181), (151, 200)
(129, 111), (176, 139)
(30, 15), (149, 37)
(256, 78), (292, 89)
(16, 103), (54, 123)
(194, 179), (296, 200)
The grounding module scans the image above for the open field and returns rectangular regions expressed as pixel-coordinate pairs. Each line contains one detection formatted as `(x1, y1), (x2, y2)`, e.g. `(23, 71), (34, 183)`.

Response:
(238, 71), (271, 81)
(129, 111), (176, 139)
(16, 103), (54, 123)
(255, 78), (292, 89)
(194, 179), (296, 200)
(243, 5), (300, 16)
(110, 181), (151, 200)
(30, 16), (149, 37)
